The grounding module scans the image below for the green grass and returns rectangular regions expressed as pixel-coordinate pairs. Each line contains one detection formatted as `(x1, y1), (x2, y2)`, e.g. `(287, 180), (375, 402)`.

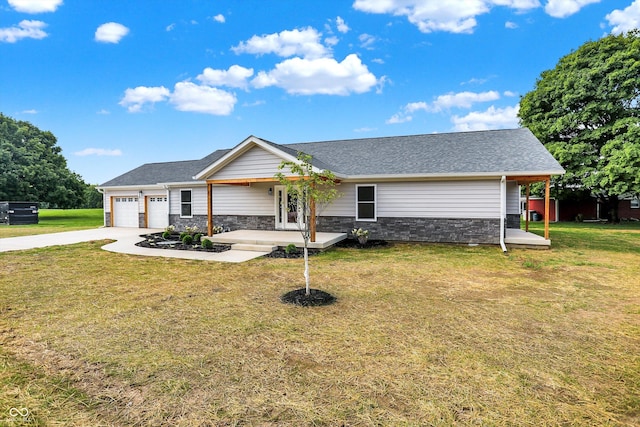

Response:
(0, 221), (639, 425)
(0, 209), (103, 238)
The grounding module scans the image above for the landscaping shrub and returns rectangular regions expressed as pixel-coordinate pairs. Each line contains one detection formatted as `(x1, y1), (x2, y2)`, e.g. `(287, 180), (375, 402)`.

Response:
(285, 243), (298, 254)
(182, 234), (193, 245)
(201, 238), (213, 249)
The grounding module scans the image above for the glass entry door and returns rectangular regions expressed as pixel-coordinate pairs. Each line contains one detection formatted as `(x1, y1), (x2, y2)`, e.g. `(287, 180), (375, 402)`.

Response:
(275, 186), (304, 230)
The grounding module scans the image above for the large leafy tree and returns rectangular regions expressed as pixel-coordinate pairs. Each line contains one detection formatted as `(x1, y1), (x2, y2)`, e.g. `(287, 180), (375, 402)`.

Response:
(519, 31), (640, 221)
(0, 113), (87, 208)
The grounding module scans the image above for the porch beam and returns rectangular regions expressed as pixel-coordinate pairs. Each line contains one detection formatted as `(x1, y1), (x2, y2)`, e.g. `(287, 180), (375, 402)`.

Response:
(207, 182), (213, 237)
(206, 176), (342, 185)
(207, 177), (284, 185)
(506, 175), (552, 183)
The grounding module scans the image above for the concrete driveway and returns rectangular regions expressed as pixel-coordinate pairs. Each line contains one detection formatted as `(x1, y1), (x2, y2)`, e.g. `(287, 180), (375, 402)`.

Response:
(0, 228), (269, 262)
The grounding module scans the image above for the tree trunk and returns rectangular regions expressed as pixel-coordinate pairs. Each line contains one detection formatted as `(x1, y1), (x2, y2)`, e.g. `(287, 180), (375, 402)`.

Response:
(603, 194), (620, 223)
(303, 244), (310, 295)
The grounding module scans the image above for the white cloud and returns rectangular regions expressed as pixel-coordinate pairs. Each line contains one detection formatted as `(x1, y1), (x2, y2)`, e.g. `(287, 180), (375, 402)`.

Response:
(232, 27), (330, 59)
(170, 82), (237, 115)
(352, 0), (565, 33)
(359, 33), (377, 49)
(430, 90), (501, 112)
(119, 86), (170, 112)
(606, 1), (640, 34)
(336, 16), (350, 33)
(166, 23), (175, 32)
(197, 65), (254, 89)
(505, 21), (518, 29)
(251, 54), (379, 96)
(97, 109), (110, 115)
(503, 90), (518, 97)
(544, 0), (600, 18)
(386, 113), (413, 124)
(451, 105), (520, 131)
(74, 148), (123, 157)
(95, 22), (129, 44)
(325, 35), (340, 46)
(8, 0), (62, 13)
(213, 14), (225, 23)
(0, 20), (47, 43)
(387, 90), (503, 124)
(242, 100), (266, 107)
(21, 109), (38, 114)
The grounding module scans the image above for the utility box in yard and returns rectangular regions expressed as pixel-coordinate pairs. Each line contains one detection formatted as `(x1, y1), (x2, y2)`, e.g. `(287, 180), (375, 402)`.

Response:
(0, 202), (39, 225)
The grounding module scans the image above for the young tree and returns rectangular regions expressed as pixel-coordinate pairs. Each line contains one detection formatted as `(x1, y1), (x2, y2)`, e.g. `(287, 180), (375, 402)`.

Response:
(519, 31), (640, 221)
(275, 152), (340, 296)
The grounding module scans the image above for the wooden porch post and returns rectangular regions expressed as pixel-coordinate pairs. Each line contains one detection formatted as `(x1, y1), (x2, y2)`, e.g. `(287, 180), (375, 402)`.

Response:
(310, 196), (316, 243)
(525, 183), (530, 232)
(544, 178), (550, 240)
(207, 182), (213, 237)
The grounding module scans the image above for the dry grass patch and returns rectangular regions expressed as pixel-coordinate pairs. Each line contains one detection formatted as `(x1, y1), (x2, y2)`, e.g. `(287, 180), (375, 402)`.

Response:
(1, 223), (639, 425)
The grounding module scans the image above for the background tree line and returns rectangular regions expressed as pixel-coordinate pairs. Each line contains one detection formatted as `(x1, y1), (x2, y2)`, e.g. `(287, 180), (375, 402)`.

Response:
(0, 113), (102, 209)
(519, 30), (640, 222)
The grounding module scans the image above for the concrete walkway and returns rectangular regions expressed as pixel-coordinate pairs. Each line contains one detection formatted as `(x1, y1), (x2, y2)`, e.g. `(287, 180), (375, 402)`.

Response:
(0, 228), (270, 262)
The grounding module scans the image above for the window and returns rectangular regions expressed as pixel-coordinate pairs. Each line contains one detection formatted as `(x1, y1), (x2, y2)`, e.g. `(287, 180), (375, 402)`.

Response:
(631, 199), (640, 209)
(356, 185), (376, 221)
(180, 190), (192, 217)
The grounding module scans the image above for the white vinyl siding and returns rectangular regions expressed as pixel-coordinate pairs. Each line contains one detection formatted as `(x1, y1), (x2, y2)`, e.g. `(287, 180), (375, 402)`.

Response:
(105, 191), (142, 213)
(211, 146), (288, 180)
(170, 187), (207, 215)
(506, 181), (520, 214)
(322, 180), (500, 218)
(212, 184), (273, 216)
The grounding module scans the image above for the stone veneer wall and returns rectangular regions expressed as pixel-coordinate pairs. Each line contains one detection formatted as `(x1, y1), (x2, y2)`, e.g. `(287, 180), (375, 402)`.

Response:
(105, 212), (111, 227)
(168, 214), (274, 232)
(167, 214), (501, 244)
(168, 214), (209, 231)
(506, 214), (521, 229)
(317, 216), (501, 244)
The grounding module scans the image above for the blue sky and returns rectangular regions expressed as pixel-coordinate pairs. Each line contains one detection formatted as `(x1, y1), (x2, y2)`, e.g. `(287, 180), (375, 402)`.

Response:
(1, 0), (639, 184)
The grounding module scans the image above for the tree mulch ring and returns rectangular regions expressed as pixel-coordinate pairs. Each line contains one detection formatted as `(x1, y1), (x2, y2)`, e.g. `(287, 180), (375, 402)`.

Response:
(281, 288), (337, 306)
(264, 247), (322, 258)
(335, 238), (390, 249)
(136, 233), (231, 253)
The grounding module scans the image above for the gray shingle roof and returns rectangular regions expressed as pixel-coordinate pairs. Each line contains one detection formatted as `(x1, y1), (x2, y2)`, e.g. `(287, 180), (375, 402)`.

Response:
(284, 128), (564, 176)
(100, 128), (563, 187)
(100, 149), (230, 187)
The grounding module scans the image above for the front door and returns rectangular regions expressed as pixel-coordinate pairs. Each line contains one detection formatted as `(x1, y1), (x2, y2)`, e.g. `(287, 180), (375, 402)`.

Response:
(275, 186), (304, 230)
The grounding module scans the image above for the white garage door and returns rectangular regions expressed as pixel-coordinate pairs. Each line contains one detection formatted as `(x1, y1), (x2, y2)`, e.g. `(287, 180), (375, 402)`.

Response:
(113, 197), (139, 227)
(147, 196), (168, 228)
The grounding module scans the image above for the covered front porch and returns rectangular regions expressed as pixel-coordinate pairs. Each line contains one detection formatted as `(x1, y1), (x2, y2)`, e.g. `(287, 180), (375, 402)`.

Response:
(205, 229), (348, 250)
(507, 174), (555, 249)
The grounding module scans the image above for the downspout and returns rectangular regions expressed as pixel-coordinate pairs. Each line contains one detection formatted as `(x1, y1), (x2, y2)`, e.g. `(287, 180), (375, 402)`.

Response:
(97, 188), (106, 227)
(164, 185), (170, 226)
(500, 176), (508, 253)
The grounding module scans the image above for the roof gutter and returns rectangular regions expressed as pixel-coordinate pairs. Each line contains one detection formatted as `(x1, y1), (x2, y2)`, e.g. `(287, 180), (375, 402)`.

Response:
(500, 175), (507, 253)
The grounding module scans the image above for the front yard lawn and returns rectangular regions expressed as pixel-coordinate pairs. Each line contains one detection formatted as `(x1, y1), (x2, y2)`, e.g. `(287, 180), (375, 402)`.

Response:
(0, 208), (103, 238)
(1, 222), (638, 425)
